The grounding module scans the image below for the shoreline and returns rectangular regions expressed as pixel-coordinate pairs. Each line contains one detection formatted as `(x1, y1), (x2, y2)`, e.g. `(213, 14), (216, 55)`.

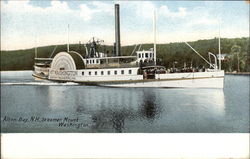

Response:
(225, 72), (250, 76)
(1, 70), (32, 72)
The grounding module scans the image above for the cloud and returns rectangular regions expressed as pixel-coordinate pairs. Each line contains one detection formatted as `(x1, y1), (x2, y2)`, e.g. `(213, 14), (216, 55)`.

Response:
(183, 7), (219, 27)
(79, 1), (113, 21)
(186, 17), (218, 27)
(115, 1), (155, 19)
(1, 0), (113, 21)
(1, 0), (72, 14)
(135, 1), (155, 18)
(1, 0), (115, 50)
(1, 1), (249, 50)
(159, 5), (187, 18)
(158, 4), (218, 27)
(92, 1), (113, 15)
(79, 4), (93, 21)
(1, 0), (35, 13)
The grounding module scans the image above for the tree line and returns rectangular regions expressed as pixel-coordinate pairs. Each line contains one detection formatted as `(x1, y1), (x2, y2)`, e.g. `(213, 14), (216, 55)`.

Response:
(1, 37), (249, 72)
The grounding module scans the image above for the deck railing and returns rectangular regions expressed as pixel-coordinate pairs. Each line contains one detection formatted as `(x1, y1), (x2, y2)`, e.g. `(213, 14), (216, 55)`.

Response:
(86, 63), (139, 69)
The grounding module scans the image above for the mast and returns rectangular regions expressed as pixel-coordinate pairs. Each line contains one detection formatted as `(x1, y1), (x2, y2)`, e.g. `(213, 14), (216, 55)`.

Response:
(67, 24), (70, 52)
(218, 20), (221, 70)
(153, 9), (157, 65)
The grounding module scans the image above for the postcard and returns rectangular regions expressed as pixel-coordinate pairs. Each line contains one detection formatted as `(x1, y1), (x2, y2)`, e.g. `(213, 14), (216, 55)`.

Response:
(1, 0), (249, 158)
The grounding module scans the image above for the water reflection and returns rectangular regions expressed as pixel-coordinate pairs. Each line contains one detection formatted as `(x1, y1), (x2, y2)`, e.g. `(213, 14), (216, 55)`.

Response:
(83, 88), (160, 132)
(202, 89), (225, 116)
(139, 89), (161, 121)
(158, 89), (225, 117)
(154, 89), (226, 132)
(186, 89), (226, 117)
(91, 108), (131, 133)
(45, 85), (225, 132)
(111, 112), (125, 132)
(47, 86), (78, 110)
(34, 86), (50, 112)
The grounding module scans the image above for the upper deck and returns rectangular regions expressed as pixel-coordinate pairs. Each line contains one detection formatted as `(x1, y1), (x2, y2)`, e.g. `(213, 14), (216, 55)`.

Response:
(83, 55), (138, 69)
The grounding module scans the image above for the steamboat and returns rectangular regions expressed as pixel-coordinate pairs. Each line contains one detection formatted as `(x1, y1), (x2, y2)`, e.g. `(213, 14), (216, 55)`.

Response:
(33, 4), (224, 88)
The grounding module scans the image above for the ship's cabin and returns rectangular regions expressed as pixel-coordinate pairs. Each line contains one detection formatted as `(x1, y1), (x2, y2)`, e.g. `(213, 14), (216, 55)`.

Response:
(136, 49), (155, 63)
(83, 56), (138, 69)
(84, 47), (157, 69)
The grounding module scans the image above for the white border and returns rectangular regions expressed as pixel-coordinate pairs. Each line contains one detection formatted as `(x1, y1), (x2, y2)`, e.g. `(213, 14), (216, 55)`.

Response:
(1, 133), (249, 159)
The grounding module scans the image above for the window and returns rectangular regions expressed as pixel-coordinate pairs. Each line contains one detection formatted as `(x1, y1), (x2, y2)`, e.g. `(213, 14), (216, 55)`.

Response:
(101, 71), (104, 75)
(108, 71), (110, 75)
(93, 60), (95, 64)
(90, 60), (92, 64)
(96, 60), (99, 63)
(86, 60), (89, 64)
(60, 68), (65, 70)
(142, 53), (144, 58)
(95, 71), (97, 75)
(82, 72), (84, 75)
(114, 70), (117, 75)
(139, 53), (141, 58)
(89, 71), (91, 75)
(121, 70), (124, 74)
(129, 70), (132, 74)
(145, 53), (148, 58)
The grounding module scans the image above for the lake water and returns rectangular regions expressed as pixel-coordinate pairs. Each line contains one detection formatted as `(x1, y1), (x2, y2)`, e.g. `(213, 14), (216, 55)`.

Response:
(1, 71), (249, 133)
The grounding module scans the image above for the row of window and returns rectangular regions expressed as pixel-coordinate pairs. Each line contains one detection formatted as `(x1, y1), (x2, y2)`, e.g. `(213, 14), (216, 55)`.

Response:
(86, 59), (99, 64)
(138, 53), (154, 58)
(82, 70), (132, 76)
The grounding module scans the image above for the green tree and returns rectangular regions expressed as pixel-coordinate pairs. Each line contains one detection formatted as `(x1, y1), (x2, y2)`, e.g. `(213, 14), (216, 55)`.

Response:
(230, 44), (244, 72)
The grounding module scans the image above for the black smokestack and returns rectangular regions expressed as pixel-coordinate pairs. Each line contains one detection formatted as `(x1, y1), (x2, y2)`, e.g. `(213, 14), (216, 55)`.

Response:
(115, 4), (121, 56)
(113, 42), (116, 56)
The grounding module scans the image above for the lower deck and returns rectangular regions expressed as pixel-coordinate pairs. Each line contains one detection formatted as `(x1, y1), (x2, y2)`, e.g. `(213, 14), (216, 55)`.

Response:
(33, 66), (224, 88)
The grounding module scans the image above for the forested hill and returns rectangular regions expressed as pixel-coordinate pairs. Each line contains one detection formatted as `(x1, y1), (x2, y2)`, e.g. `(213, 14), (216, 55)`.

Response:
(1, 37), (249, 72)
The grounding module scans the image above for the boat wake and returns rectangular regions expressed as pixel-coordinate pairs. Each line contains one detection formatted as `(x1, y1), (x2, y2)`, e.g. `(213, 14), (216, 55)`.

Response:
(1, 82), (79, 86)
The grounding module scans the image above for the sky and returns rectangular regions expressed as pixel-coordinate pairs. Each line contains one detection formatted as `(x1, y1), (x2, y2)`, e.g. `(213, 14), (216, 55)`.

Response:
(1, 0), (249, 50)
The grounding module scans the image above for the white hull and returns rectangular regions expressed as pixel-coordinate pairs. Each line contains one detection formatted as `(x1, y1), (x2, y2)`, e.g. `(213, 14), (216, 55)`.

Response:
(101, 77), (224, 88)
(33, 65), (224, 88)
(77, 70), (224, 88)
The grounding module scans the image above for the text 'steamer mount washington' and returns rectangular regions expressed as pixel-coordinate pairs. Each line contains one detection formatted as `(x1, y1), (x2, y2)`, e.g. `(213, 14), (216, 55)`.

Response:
(33, 4), (224, 88)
